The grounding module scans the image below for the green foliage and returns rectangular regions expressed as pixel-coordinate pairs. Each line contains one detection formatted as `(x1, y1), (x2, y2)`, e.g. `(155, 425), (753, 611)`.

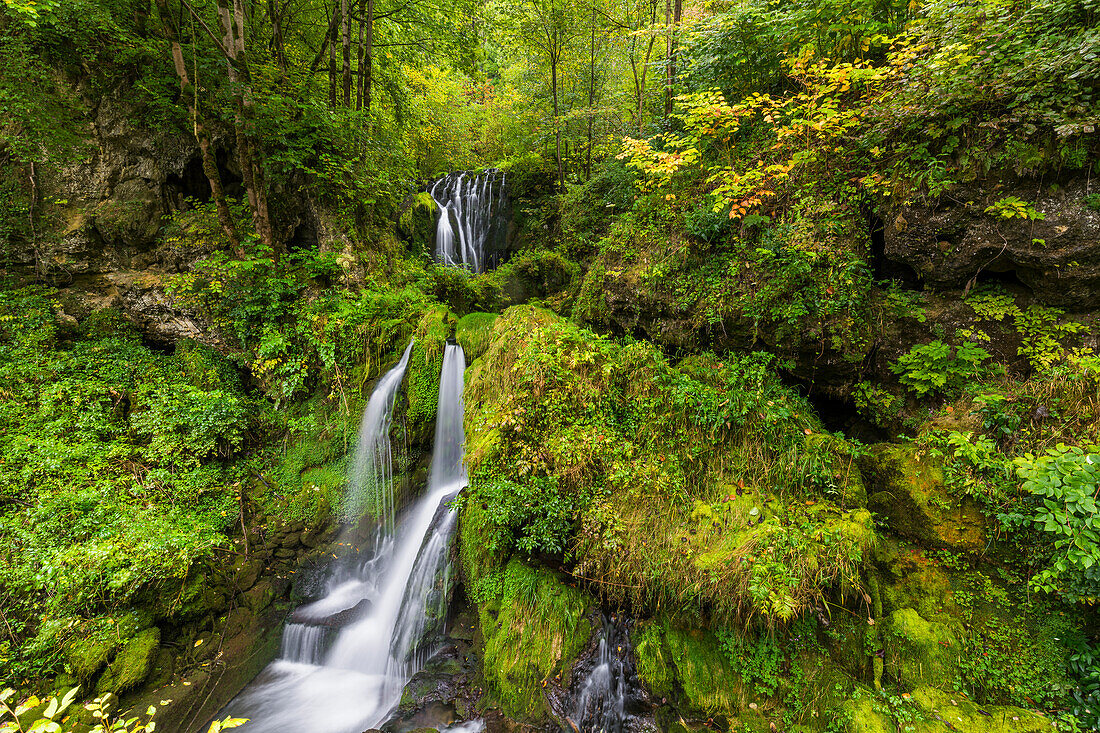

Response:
(852, 381), (901, 427)
(716, 630), (783, 697)
(890, 340), (995, 397)
(0, 686), (246, 733)
(459, 475), (584, 556)
(1009, 444), (1100, 602)
(0, 288), (258, 681)
(985, 196), (1046, 220)
(464, 308), (872, 625)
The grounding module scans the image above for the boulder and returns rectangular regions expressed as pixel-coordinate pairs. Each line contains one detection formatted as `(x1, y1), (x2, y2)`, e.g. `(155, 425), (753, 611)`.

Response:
(96, 627), (160, 694)
(241, 580), (275, 615)
(882, 178), (1100, 308)
(862, 444), (987, 551)
(883, 608), (959, 689)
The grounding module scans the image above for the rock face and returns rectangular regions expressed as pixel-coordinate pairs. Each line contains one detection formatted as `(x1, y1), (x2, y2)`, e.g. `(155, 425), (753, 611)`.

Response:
(861, 443), (988, 551)
(882, 178), (1100, 307)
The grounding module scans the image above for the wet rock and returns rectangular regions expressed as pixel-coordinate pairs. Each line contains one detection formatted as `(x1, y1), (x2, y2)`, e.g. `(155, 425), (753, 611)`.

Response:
(291, 599), (373, 627)
(281, 532), (302, 548)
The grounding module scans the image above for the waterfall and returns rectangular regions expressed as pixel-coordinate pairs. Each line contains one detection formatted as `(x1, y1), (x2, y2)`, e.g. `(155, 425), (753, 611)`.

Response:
(223, 344), (470, 733)
(430, 169), (508, 274)
(564, 617), (650, 733)
(345, 339), (415, 528)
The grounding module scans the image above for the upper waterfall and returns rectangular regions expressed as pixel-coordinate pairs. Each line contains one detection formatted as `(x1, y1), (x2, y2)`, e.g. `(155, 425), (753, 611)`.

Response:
(429, 169), (509, 274)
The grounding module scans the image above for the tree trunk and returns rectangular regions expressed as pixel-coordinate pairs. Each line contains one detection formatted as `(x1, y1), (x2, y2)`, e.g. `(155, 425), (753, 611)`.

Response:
(585, 8), (596, 180)
(218, 0), (276, 250)
(341, 0), (351, 107)
(328, 3), (339, 106)
(154, 0), (239, 252)
(664, 0), (672, 117)
(355, 0), (366, 109)
(667, 0), (681, 116)
(364, 0), (373, 112)
(551, 51), (564, 192)
(268, 0), (287, 70)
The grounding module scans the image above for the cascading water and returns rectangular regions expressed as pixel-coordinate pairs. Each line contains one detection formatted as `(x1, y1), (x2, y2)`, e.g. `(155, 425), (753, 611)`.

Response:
(223, 343), (470, 733)
(564, 616), (652, 733)
(429, 169), (508, 273)
(345, 339), (415, 528)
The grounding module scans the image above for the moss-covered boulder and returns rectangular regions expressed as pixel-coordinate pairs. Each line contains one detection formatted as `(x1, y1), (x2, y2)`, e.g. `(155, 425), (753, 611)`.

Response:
(862, 444), (987, 552)
(477, 558), (593, 722)
(455, 312), (499, 363)
(843, 685), (1055, 732)
(463, 307), (873, 625)
(65, 632), (118, 683)
(634, 621), (743, 721)
(883, 608), (959, 689)
(95, 627), (160, 694)
(404, 307), (455, 447)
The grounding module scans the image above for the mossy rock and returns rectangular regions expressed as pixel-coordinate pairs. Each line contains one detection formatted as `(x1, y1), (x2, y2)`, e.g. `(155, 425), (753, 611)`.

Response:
(455, 312), (499, 363)
(96, 627), (160, 694)
(63, 610), (152, 681)
(842, 686), (1055, 732)
(478, 558), (593, 722)
(241, 580), (275, 614)
(634, 620), (742, 720)
(883, 608), (959, 689)
(398, 191), (438, 254)
(65, 633), (118, 682)
(910, 686), (1054, 731)
(404, 307), (456, 447)
(861, 444), (987, 552)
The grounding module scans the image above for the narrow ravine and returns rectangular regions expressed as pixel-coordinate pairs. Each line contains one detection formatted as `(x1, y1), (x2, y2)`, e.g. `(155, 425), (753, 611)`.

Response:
(223, 344), (469, 733)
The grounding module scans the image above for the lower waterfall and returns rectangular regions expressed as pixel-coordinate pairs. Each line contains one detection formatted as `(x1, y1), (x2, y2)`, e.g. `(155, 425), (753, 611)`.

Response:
(225, 343), (469, 733)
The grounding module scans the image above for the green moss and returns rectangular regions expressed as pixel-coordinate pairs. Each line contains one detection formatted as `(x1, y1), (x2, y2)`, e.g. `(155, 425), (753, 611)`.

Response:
(862, 444), (988, 552)
(64, 630), (118, 682)
(455, 312), (499, 362)
(404, 307), (455, 444)
(478, 558), (593, 722)
(634, 619), (743, 718)
(95, 626), (160, 694)
(910, 686), (1055, 732)
(463, 307), (873, 625)
(884, 608), (959, 689)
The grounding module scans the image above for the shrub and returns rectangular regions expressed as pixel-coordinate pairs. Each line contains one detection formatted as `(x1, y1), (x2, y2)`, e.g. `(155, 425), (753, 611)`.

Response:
(890, 340), (995, 397)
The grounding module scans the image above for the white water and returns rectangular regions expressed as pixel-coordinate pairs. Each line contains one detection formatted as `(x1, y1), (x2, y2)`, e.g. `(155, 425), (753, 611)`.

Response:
(226, 344), (468, 733)
(430, 170), (507, 274)
(346, 339), (415, 528)
(568, 618), (638, 733)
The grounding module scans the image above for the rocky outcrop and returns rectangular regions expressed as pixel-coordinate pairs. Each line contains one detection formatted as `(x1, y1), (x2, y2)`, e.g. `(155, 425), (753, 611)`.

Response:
(882, 178), (1100, 307)
(861, 444), (988, 552)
